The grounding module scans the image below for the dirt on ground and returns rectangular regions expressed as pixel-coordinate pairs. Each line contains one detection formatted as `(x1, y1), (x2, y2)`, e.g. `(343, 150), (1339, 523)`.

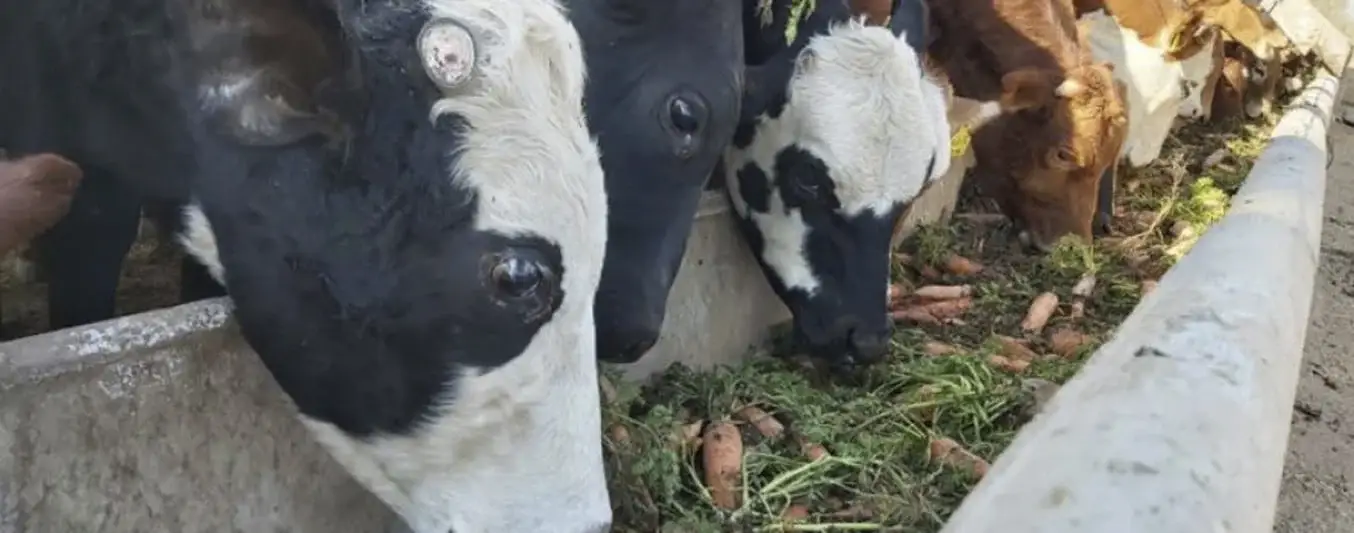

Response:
(1272, 70), (1354, 533)
(0, 218), (183, 339)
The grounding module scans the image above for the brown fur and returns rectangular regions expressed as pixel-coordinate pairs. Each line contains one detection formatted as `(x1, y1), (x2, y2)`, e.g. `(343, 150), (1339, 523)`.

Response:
(926, 0), (1127, 248)
(1080, 0), (1289, 117)
(1211, 46), (1250, 120)
(0, 154), (83, 256)
(849, 0), (894, 26)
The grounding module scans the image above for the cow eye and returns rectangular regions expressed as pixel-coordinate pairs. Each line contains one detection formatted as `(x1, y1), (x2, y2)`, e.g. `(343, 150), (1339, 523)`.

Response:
(491, 257), (547, 298)
(668, 97), (700, 134)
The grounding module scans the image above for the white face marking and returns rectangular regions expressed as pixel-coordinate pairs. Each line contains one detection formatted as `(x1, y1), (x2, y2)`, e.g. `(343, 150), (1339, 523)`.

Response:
(725, 19), (950, 295)
(177, 1), (611, 532)
(1176, 32), (1220, 119)
(178, 203), (225, 286)
(1082, 10), (1217, 166)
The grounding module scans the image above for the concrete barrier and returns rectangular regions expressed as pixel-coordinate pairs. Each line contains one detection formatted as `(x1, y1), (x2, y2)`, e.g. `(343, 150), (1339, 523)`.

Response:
(939, 72), (1340, 533)
(0, 149), (970, 531)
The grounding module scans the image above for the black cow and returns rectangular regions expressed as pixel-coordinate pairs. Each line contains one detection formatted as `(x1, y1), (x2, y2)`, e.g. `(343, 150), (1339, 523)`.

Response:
(565, 0), (746, 363)
(0, 1), (612, 531)
(727, 0), (951, 369)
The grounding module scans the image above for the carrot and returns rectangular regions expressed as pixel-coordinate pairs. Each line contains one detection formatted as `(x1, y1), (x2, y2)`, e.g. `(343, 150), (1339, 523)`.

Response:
(1141, 279), (1158, 296)
(735, 406), (785, 439)
(929, 437), (991, 478)
(888, 283), (906, 305)
(942, 253), (984, 276)
(919, 264), (943, 280)
(702, 422), (744, 510)
(607, 424), (631, 446)
(797, 436), (830, 461)
(912, 284), (972, 300)
(923, 340), (959, 356)
(891, 296), (973, 324)
(782, 505), (811, 522)
(995, 335), (1038, 362)
(988, 354), (1030, 373)
(1071, 274), (1097, 298)
(1020, 292), (1059, 333)
(1049, 328), (1091, 359)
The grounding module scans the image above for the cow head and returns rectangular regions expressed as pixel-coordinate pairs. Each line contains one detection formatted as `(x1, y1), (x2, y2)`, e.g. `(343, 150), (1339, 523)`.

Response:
(181, 1), (611, 532)
(1182, 29), (1228, 121)
(563, 0), (745, 363)
(974, 62), (1128, 250)
(1164, 6), (1223, 119)
(727, 0), (949, 369)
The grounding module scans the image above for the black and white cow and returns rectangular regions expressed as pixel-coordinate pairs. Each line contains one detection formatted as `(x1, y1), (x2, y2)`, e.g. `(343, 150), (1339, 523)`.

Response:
(1, 0), (612, 531)
(728, 0), (951, 368)
(566, 0), (747, 364)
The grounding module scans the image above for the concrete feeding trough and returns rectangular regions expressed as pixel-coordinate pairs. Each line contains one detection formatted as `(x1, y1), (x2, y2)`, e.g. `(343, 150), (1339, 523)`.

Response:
(0, 151), (973, 531)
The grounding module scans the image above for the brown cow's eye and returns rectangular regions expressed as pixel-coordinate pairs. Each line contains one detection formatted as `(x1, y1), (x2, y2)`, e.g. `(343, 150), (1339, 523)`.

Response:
(1054, 146), (1077, 165)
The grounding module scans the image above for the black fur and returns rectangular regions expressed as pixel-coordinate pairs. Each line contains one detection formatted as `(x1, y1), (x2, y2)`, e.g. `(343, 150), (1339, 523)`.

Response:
(564, 0), (745, 363)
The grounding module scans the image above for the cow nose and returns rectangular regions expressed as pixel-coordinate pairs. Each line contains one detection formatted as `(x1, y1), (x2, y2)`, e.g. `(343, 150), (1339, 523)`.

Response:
(849, 327), (890, 365)
(598, 327), (660, 363)
(1093, 211), (1113, 236)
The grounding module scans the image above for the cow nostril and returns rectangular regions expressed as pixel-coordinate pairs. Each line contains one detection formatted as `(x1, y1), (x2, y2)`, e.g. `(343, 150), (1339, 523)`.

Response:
(849, 328), (890, 365)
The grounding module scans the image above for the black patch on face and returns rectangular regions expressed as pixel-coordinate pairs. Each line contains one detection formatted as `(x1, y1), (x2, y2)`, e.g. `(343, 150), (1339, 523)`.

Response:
(773, 146), (840, 212)
(184, 16), (566, 438)
(739, 145), (900, 367)
(736, 162), (772, 213)
(563, 0), (746, 363)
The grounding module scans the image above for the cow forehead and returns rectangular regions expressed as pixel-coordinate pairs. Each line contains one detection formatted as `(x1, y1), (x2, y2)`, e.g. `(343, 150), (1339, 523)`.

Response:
(775, 22), (946, 217)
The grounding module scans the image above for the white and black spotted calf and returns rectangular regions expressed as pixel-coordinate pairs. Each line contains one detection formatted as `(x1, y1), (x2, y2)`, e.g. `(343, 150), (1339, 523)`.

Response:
(727, 0), (950, 368)
(1, 0), (611, 531)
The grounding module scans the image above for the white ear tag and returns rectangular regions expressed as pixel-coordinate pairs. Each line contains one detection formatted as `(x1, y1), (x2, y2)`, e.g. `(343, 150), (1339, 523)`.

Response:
(418, 18), (477, 89)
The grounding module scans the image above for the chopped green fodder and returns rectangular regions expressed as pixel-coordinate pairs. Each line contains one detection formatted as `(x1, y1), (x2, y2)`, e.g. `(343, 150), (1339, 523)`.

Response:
(602, 53), (1319, 532)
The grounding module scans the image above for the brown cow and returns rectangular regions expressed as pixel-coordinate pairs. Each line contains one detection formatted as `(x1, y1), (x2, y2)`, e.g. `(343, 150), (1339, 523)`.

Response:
(1211, 43), (1251, 120)
(1078, 0), (1290, 119)
(0, 154), (82, 256)
(927, 0), (1128, 249)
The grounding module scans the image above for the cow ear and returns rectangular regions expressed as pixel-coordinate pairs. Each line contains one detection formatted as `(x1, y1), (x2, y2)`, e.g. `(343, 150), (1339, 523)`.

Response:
(205, 73), (346, 147)
(999, 68), (1055, 111)
(1165, 10), (1208, 55)
(741, 45), (801, 123)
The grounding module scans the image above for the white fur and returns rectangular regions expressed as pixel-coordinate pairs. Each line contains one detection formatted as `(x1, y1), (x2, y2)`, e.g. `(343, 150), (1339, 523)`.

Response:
(179, 1), (611, 532)
(178, 203), (225, 285)
(1082, 10), (1218, 166)
(725, 19), (951, 294)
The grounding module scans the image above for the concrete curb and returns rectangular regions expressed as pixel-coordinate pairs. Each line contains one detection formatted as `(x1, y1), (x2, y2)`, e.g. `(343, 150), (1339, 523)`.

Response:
(939, 72), (1340, 533)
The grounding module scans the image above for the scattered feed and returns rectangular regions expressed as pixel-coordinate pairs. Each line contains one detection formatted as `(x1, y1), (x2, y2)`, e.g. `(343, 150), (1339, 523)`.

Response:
(601, 53), (1317, 532)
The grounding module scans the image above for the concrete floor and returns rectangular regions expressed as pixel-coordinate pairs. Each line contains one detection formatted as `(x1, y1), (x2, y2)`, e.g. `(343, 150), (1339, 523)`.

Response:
(1273, 69), (1354, 532)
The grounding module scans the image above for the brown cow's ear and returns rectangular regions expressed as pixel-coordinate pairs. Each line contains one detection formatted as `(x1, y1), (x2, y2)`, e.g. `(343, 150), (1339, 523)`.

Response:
(1165, 10), (1209, 56)
(1000, 68), (1055, 112)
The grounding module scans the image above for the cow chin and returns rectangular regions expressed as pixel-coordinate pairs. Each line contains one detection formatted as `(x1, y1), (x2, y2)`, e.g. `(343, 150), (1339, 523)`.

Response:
(297, 318), (611, 533)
